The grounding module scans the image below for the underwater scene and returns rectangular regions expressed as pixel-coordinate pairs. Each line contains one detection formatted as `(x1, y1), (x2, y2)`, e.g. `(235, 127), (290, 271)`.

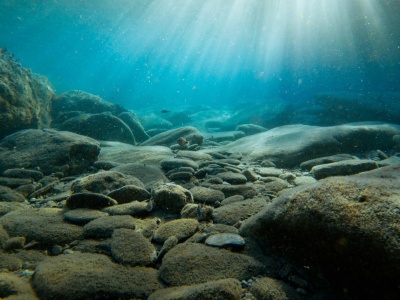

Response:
(0, 0), (400, 299)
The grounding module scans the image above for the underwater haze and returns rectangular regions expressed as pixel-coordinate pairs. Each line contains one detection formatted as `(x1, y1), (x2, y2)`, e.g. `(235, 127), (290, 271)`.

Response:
(1, 0), (400, 110)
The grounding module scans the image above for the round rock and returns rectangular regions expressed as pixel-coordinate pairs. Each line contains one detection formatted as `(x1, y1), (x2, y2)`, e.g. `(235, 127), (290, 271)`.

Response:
(64, 208), (109, 224)
(190, 186), (225, 204)
(65, 192), (118, 209)
(205, 233), (245, 249)
(83, 215), (136, 238)
(216, 172), (247, 185)
(107, 185), (150, 204)
(153, 218), (199, 243)
(152, 183), (194, 213)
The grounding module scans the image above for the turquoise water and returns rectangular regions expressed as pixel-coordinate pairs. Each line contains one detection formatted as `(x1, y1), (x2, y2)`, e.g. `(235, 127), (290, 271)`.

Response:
(1, 0), (399, 110)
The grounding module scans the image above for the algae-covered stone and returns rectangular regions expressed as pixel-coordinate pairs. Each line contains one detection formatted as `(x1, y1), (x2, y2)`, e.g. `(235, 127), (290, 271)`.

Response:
(153, 218), (199, 243)
(32, 252), (162, 299)
(83, 215), (136, 238)
(152, 183), (194, 213)
(159, 242), (265, 285)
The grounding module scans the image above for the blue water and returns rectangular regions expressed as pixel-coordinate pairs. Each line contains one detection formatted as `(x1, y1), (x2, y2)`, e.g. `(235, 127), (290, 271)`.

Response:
(1, 0), (399, 110)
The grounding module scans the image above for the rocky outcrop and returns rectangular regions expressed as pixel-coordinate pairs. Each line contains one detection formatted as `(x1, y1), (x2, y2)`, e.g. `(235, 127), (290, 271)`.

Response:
(0, 48), (54, 139)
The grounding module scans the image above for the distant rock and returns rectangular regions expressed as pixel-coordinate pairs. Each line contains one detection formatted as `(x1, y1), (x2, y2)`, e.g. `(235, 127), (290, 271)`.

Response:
(139, 113), (173, 130)
(213, 123), (400, 168)
(110, 163), (167, 188)
(0, 129), (100, 175)
(141, 126), (204, 147)
(240, 164), (400, 294)
(71, 171), (144, 195)
(61, 113), (136, 144)
(32, 252), (162, 299)
(118, 111), (150, 143)
(51, 90), (126, 117)
(0, 49), (54, 139)
(204, 131), (245, 143)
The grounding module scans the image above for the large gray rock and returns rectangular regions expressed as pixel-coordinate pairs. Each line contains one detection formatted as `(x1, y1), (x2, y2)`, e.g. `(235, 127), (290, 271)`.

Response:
(141, 126), (204, 147)
(0, 129), (100, 175)
(240, 164), (400, 294)
(61, 113), (136, 145)
(213, 123), (400, 167)
(0, 50), (54, 139)
(32, 252), (162, 299)
(118, 111), (150, 143)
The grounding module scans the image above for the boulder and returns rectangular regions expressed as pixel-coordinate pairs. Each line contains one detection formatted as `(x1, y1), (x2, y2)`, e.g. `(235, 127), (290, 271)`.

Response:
(214, 123), (400, 167)
(0, 129), (100, 175)
(61, 113), (136, 144)
(0, 49), (54, 139)
(240, 164), (400, 295)
(118, 111), (150, 143)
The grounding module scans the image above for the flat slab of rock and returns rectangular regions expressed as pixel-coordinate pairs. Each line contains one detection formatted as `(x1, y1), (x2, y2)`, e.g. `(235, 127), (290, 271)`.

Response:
(300, 154), (356, 170)
(311, 159), (378, 179)
(161, 158), (199, 170)
(107, 185), (150, 203)
(111, 228), (157, 266)
(0, 208), (83, 247)
(0, 129), (100, 175)
(32, 252), (162, 299)
(153, 218), (199, 243)
(213, 198), (267, 226)
(64, 208), (108, 224)
(111, 163), (167, 188)
(159, 242), (265, 285)
(141, 126), (203, 147)
(148, 278), (242, 300)
(240, 164), (400, 293)
(102, 201), (149, 216)
(216, 172), (247, 184)
(209, 123), (400, 167)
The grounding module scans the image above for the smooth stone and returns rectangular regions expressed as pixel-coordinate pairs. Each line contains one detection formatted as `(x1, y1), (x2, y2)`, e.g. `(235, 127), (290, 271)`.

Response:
(209, 184), (258, 199)
(71, 171), (144, 194)
(213, 198), (267, 226)
(294, 176), (317, 186)
(258, 177), (290, 193)
(64, 208), (108, 224)
(204, 131), (245, 142)
(101, 201), (149, 216)
(148, 278), (242, 300)
(65, 192), (118, 209)
(153, 218), (199, 243)
(156, 236), (178, 261)
(254, 167), (283, 177)
(107, 185), (150, 204)
(216, 172), (247, 185)
(159, 242), (265, 286)
(111, 163), (167, 188)
(0, 185), (26, 202)
(220, 195), (245, 206)
(0, 129), (100, 175)
(3, 168), (44, 181)
(61, 113), (136, 145)
(300, 154), (356, 170)
(111, 228), (157, 266)
(141, 126), (204, 147)
(175, 150), (212, 161)
(0, 208), (84, 247)
(250, 277), (301, 300)
(160, 158), (199, 170)
(202, 224), (239, 235)
(4, 236), (26, 250)
(168, 172), (194, 181)
(311, 159), (378, 179)
(242, 169), (259, 182)
(205, 233), (245, 249)
(32, 253), (163, 299)
(83, 215), (136, 238)
(190, 186), (225, 204)
(152, 183), (194, 213)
